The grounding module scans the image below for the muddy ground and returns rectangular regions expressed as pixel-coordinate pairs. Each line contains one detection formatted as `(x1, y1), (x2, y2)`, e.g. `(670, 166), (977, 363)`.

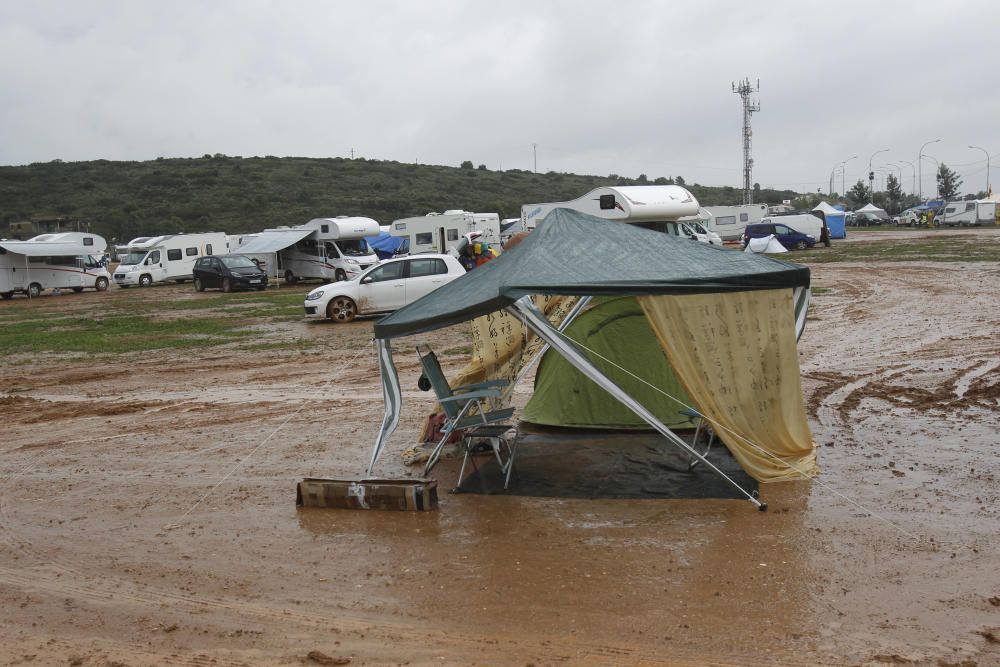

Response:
(1, 231), (999, 666)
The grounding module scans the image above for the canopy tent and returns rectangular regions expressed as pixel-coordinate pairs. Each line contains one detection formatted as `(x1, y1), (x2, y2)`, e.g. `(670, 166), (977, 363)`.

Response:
(368, 209), (819, 508)
(812, 201), (848, 239)
(231, 228), (313, 280)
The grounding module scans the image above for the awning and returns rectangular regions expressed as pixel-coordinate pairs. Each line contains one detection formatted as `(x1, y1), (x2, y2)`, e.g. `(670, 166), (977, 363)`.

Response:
(232, 228), (313, 254)
(0, 240), (106, 257)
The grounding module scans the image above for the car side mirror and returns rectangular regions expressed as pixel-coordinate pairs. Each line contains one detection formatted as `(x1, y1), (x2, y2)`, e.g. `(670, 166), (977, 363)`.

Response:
(361, 276), (373, 284)
(144, 259), (149, 265)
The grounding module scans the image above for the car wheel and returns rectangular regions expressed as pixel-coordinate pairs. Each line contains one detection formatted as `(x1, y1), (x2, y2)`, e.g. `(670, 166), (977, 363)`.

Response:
(95, 277), (109, 291)
(222, 278), (232, 293)
(327, 296), (357, 323)
(2, 292), (14, 300)
(72, 287), (84, 293)
(795, 241), (808, 250)
(284, 270), (297, 285)
(194, 277), (204, 292)
(28, 283), (42, 298)
(335, 269), (347, 282)
(139, 274), (152, 288)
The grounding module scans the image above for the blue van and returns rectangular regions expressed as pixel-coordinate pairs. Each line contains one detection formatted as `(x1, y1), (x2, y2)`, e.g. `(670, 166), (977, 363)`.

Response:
(742, 222), (816, 250)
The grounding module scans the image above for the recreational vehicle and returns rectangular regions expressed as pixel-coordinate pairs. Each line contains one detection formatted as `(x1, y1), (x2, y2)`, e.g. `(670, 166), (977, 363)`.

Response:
(520, 185), (701, 239)
(0, 232), (111, 299)
(681, 204), (769, 242)
(235, 217), (381, 284)
(114, 232), (229, 287)
(936, 200), (998, 227)
(389, 211), (501, 255)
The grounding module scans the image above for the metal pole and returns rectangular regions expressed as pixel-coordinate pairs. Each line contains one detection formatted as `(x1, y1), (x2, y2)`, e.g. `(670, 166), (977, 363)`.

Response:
(868, 149), (889, 202)
(897, 159), (916, 196)
(508, 296), (766, 510)
(918, 139), (941, 201)
(841, 155), (857, 198)
(969, 145), (990, 196)
(923, 154), (940, 198)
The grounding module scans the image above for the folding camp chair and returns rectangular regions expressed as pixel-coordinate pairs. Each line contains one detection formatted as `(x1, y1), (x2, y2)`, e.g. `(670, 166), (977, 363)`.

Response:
(679, 406), (716, 470)
(416, 345), (518, 486)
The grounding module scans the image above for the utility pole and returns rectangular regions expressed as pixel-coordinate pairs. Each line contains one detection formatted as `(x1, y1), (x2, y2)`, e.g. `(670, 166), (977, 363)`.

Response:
(732, 78), (760, 205)
(532, 143), (537, 173)
(350, 147), (354, 159)
(918, 138), (940, 201)
(969, 145), (991, 196)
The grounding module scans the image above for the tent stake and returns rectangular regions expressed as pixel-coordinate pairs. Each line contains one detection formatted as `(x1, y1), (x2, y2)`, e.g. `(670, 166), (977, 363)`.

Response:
(508, 297), (765, 511)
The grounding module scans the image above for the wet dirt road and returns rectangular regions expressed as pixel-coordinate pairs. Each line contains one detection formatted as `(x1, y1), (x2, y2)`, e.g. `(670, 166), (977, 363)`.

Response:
(1, 260), (999, 666)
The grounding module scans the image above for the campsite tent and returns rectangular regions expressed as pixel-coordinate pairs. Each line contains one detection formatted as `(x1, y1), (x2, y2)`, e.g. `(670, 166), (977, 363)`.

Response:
(813, 201), (848, 239)
(368, 209), (819, 507)
(855, 203), (889, 223)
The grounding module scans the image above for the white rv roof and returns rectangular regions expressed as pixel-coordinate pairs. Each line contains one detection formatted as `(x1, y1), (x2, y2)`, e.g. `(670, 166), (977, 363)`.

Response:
(600, 186), (698, 220)
(233, 228), (314, 254)
(0, 233), (107, 257)
(303, 217), (380, 239)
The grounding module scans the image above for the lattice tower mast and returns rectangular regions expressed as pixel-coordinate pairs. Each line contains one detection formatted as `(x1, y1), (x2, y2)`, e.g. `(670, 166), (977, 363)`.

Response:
(732, 78), (760, 204)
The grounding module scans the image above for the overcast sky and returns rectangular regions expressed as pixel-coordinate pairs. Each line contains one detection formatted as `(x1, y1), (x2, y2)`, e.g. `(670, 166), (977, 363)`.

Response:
(1, 0), (996, 197)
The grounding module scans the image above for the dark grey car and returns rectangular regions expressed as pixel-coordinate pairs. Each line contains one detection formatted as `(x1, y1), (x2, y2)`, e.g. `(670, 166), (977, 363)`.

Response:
(193, 256), (268, 292)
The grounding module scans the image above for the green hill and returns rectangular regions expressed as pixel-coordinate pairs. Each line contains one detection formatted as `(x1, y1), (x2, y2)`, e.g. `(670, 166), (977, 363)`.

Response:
(0, 156), (802, 242)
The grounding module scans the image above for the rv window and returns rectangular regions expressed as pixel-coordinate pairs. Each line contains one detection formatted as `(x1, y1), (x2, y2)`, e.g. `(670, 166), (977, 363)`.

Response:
(0, 247), (5, 255)
(186, 247), (198, 256)
(28, 256), (45, 263)
(206, 244), (213, 255)
(966, 203), (975, 212)
(599, 194), (616, 210)
(167, 249), (182, 261)
(739, 213), (749, 222)
(366, 261), (405, 283)
(415, 232), (433, 246)
(408, 258), (447, 277)
(83, 237), (94, 246)
(446, 229), (459, 241)
(46, 256), (78, 266)
(149, 250), (160, 263)
(321, 225), (329, 233)
(716, 216), (736, 226)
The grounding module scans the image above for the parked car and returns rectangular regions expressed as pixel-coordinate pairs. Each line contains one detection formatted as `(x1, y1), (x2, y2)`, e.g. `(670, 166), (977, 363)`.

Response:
(742, 222), (816, 250)
(192, 255), (268, 292)
(303, 254), (465, 322)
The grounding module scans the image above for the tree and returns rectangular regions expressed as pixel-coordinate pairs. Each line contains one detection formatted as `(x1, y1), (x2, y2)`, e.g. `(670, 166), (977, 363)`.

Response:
(885, 174), (903, 207)
(753, 182), (761, 192)
(460, 160), (474, 169)
(476, 164), (487, 171)
(636, 174), (648, 184)
(674, 175), (685, 185)
(847, 179), (870, 205)
(936, 163), (962, 199)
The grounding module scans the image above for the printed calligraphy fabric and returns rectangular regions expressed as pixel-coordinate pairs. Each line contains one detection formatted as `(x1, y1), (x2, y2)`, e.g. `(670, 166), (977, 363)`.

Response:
(638, 290), (819, 482)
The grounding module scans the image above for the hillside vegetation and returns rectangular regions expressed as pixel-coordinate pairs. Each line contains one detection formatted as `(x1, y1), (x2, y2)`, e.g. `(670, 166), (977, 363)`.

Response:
(0, 156), (801, 242)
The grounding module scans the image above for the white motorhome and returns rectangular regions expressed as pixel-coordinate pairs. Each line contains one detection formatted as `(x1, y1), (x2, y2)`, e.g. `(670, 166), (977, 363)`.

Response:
(389, 210), (501, 255)
(683, 204), (769, 241)
(235, 217), (380, 284)
(520, 185), (701, 240)
(114, 232), (229, 287)
(937, 200), (998, 226)
(0, 232), (111, 299)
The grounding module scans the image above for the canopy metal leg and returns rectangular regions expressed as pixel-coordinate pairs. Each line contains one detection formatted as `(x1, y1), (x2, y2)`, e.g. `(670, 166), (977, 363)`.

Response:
(507, 297), (765, 511)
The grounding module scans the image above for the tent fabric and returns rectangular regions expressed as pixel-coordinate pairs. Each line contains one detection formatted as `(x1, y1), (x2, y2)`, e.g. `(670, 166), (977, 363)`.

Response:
(638, 290), (819, 482)
(812, 201), (848, 239)
(522, 297), (697, 430)
(367, 231), (405, 259)
(374, 208), (810, 339)
(744, 235), (788, 254)
(232, 228), (313, 254)
(857, 203), (886, 213)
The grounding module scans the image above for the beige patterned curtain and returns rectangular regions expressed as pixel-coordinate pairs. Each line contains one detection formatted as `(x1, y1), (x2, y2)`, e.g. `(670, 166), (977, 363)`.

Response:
(638, 290), (819, 482)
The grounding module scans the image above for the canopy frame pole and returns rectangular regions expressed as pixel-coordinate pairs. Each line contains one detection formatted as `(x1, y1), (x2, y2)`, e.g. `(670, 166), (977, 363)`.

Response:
(367, 338), (403, 476)
(511, 295), (592, 390)
(507, 296), (765, 511)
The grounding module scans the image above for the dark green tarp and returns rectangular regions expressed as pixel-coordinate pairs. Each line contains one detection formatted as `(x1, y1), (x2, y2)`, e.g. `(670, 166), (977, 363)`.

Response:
(373, 208), (810, 339)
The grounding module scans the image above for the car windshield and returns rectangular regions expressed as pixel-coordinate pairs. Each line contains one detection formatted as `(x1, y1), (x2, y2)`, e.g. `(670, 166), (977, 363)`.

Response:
(337, 239), (371, 257)
(689, 221), (709, 234)
(119, 251), (147, 265)
(220, 255), (258, 269)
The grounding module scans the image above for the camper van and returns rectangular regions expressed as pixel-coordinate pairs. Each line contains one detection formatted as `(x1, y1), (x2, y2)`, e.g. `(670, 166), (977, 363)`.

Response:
(682, 204), (769, 242)
(389, 210), (501, 255)
(0, 232), (111, 298)
(235, 217), (381, 284)
(114, 232), (229, 287)
(520, 185), (701, 239)
(937, 200), (998, 227)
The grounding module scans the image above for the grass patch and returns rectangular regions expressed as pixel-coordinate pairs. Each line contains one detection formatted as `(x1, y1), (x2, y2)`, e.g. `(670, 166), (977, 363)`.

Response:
(0, 315), (253, 354)
(800, 237), (1000, 264)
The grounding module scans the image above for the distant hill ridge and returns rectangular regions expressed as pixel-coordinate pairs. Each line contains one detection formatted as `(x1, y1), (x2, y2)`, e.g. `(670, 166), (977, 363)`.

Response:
(0, 156), (801, 241)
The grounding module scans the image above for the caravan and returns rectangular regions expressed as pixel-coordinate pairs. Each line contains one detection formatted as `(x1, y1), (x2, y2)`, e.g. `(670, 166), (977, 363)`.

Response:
(0, 232), (111, 298)
(114, 233), (229, 287)
(937, 200), (998, 227)
(235, 217), (381, 284)
(520, 185), (701, 239)
(389, 210), (501, 255)
(690, 204), (769, 241)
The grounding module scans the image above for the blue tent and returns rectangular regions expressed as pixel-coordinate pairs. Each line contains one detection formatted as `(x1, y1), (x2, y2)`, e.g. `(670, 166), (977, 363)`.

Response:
(813, 202), (847, 239)
(367, 231), (407, 259)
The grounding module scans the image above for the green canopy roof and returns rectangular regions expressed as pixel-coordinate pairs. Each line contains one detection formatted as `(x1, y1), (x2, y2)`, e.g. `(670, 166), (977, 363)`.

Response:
(373, 208), (810, 339)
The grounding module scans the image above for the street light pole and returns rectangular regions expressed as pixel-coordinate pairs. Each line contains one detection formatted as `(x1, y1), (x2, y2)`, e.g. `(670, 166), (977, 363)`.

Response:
(922, 154), (940, 198)
(868, 149), (889, 202)
(897, 159), (916, 196)
(969, 145), (991, 196)
(840, 155), (857, 198)
(918, 138), (941, 201)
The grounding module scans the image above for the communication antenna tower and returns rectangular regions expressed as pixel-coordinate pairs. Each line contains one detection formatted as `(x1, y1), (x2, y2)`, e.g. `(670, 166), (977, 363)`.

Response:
(732, 78), (760, 204)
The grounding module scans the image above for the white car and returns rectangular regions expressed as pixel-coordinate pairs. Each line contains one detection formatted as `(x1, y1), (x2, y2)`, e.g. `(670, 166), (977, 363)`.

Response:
(303, 254), (466, 322)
